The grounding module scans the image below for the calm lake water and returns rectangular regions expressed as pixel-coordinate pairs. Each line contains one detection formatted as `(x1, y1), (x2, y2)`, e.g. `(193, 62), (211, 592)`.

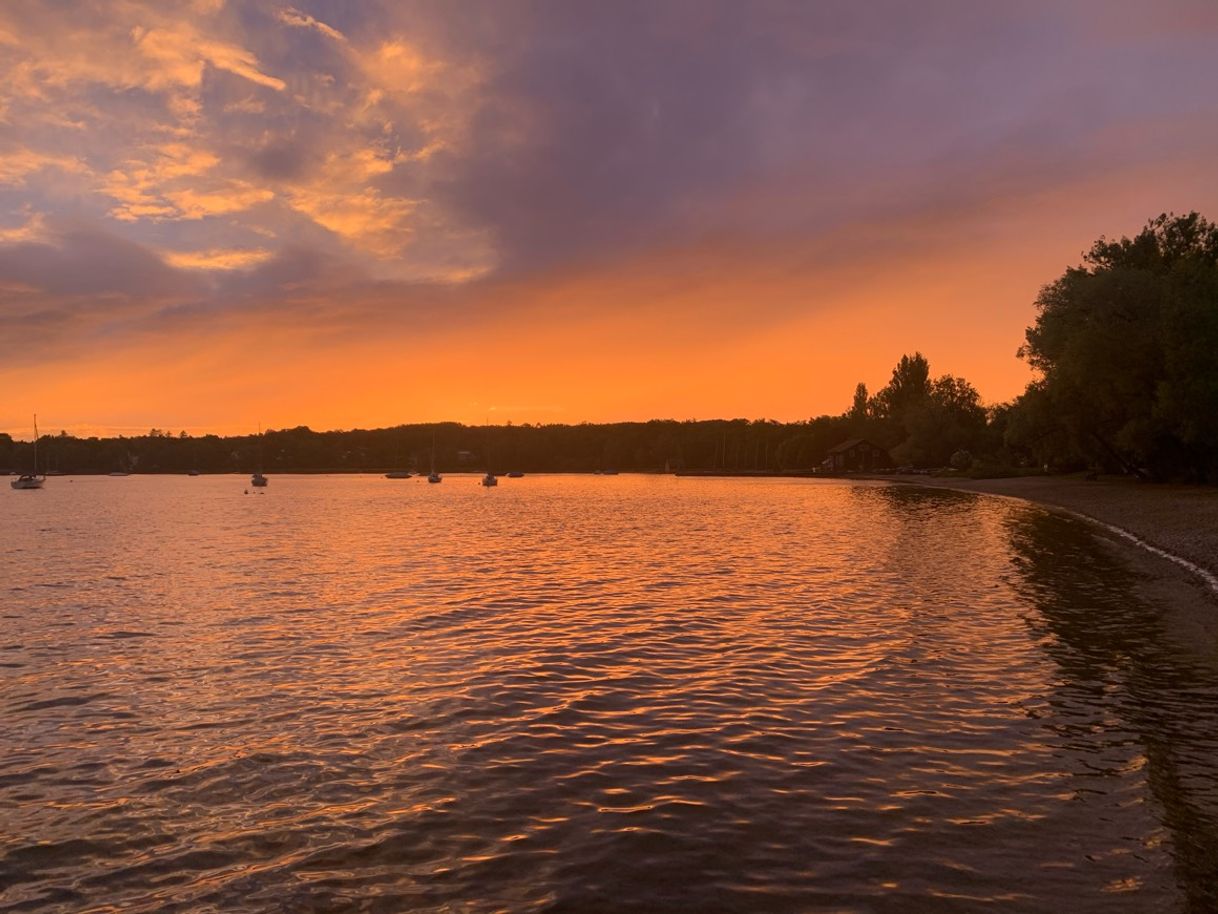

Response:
(3, 475), (1218, 913)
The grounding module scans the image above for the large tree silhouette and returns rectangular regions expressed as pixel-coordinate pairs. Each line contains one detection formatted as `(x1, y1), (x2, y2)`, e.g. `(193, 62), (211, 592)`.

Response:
(1017, 212), (1218, 481)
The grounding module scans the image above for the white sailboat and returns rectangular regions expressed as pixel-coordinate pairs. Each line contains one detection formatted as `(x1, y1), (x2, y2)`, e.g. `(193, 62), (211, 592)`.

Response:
(11, 415), (46, 490)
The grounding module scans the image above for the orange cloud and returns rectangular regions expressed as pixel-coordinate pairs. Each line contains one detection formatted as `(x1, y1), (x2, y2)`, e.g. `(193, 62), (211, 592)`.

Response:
(161, 246), (272, 270)
(0, 149), (91, 186)
(277, 7), (347, 44)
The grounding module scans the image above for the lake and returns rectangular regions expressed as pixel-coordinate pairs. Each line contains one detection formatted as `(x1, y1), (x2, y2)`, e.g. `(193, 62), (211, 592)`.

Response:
(3, 475), (1217, 912)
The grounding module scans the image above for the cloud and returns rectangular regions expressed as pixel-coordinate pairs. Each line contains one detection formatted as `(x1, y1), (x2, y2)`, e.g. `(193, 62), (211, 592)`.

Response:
(0, 210), (51, 244)
(277, 7), (347, 44)
(129, 21), (286, 92)
(0, 226), (194, 298)
(0, 223), (206, 367)
(0, 1), (493, 289)
(0, 148), (92, 186)
(162, 246), (273, 270)
(97, 142), (279, 221)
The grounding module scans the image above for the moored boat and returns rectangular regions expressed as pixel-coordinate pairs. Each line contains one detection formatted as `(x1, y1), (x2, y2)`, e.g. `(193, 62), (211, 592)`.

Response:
(427, 432), (441, 483)
(250, 424), (268, 487)
(10, 415), (46, 490)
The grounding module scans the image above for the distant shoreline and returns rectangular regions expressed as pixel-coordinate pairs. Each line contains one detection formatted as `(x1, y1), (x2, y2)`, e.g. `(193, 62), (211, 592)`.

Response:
(880, 473), (1218, 591)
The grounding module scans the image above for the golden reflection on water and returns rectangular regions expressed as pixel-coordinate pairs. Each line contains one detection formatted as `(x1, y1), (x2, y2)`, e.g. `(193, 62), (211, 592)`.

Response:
(2, 474), (1218, 912)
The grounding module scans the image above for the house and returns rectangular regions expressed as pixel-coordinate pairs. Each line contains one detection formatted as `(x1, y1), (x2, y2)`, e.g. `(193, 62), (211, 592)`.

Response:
(823, 438), (891, 472)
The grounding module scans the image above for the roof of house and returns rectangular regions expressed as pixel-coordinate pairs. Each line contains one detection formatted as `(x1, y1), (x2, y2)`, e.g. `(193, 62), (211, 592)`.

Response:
(827, 437), (887, 455)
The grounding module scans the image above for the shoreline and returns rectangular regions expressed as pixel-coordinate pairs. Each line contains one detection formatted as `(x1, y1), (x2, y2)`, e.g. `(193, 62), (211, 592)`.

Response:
(879, 473), (1218, 654)
(875, 474), (1218, 584)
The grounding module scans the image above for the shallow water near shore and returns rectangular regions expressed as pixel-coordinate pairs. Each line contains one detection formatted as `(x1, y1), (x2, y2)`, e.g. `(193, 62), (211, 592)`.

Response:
(3, 474), (1218, 912)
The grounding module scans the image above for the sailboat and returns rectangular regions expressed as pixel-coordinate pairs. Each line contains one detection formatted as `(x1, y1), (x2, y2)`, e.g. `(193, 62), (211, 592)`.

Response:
(480, 420), (497, 486)
(251, 424), (268, 487)
(427, 431), (442, 483)
(10, 414), (45, 490)
(386, 433), (413, 478)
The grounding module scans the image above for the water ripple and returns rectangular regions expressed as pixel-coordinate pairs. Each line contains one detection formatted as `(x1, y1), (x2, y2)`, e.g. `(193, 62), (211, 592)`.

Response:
(1, 475), (1217, 912)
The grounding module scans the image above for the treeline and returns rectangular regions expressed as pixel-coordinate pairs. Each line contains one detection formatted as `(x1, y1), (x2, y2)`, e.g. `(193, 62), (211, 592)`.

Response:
(0, 366), (1007, 476)
(0, 419), (859, 476)
(3, 213), (1214, 481)
(0, 358), (1004, 475)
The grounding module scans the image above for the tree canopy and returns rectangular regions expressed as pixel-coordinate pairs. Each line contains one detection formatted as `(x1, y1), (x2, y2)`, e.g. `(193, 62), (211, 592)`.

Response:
(1015, 212), (1218, 481)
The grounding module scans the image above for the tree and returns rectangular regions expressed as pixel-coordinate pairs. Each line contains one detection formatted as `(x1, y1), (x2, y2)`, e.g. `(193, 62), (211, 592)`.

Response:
(890, 374), (986, 467)
(865, 353), (989, 467)
(872, 352), (931, 422)
(1017, 212), (1218, 481)
(849, 383), (869, 421)
(1000, 385), (1070, 469)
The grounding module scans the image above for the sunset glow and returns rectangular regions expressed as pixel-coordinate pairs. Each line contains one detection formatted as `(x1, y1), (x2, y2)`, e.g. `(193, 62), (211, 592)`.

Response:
(3, 1), (1218, 436)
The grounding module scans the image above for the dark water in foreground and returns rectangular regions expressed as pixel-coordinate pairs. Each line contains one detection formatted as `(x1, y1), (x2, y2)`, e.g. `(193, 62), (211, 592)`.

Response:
(2, 475), (1218, 913)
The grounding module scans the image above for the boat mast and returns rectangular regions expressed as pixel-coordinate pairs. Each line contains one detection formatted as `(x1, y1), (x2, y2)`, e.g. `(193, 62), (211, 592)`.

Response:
(32, 413), (39, 476)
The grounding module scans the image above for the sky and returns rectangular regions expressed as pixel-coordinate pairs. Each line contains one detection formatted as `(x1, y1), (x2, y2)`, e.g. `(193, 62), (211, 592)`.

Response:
(2, 0), (1217, 437)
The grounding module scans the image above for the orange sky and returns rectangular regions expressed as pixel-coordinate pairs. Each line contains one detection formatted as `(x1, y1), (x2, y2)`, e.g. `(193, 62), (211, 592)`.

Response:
(3, 1), (1218, 437)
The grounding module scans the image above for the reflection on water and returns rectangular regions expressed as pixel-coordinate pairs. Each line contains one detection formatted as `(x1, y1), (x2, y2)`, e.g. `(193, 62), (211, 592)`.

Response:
(2, 475), (1217, 912)
(1004, 508), (1218, 912)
